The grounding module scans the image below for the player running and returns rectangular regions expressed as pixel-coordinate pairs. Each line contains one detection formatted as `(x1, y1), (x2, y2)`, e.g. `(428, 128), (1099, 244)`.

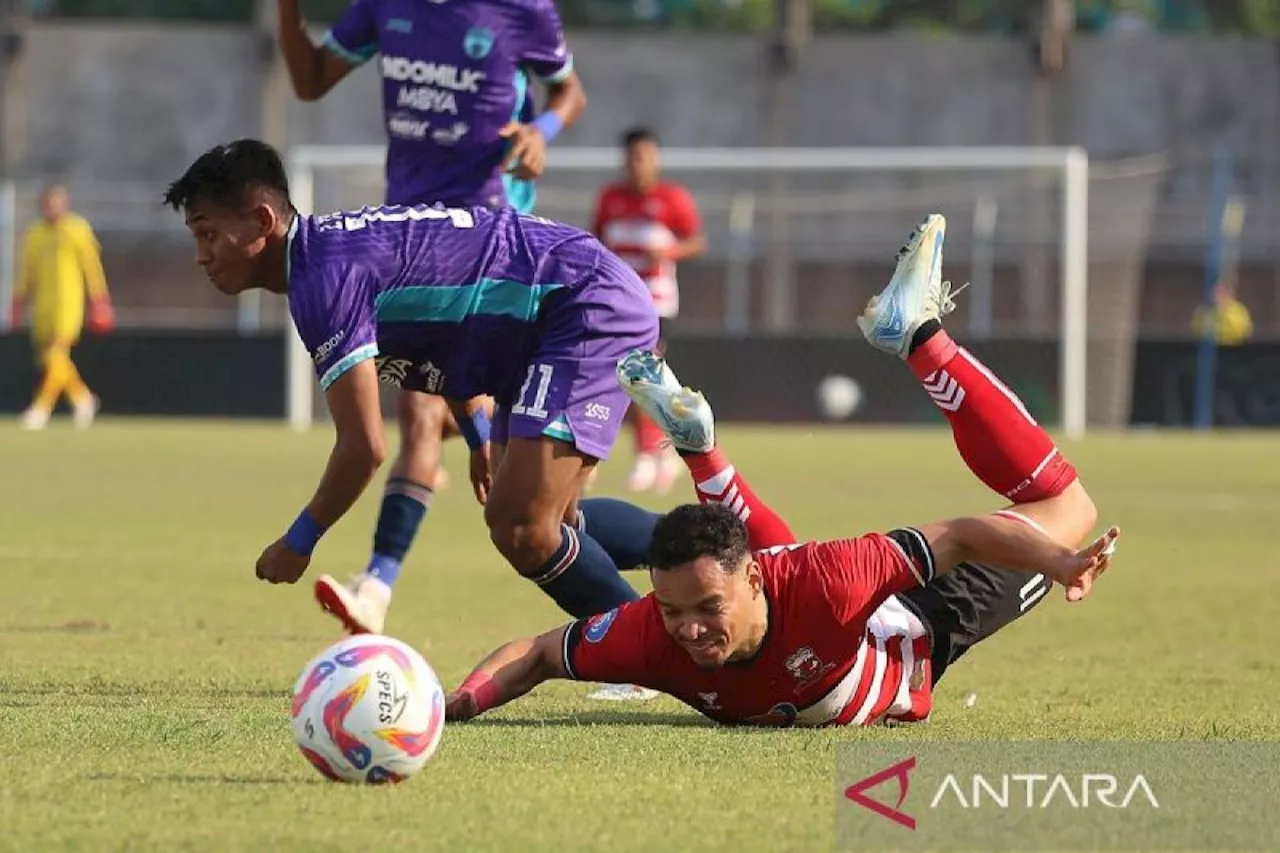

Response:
(164, 139), (655, 624)
(445, 213), (1119, 727)
(276, 0), (587, 633)
(591, 127), (705, 494)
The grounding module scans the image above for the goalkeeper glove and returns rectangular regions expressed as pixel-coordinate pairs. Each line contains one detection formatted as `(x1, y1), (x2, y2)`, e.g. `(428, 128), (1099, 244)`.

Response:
(87, 298), (116, 334)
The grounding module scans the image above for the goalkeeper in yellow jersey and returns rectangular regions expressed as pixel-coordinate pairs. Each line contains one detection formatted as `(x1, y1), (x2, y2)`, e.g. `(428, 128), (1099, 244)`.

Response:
(10, 184), (115, 430)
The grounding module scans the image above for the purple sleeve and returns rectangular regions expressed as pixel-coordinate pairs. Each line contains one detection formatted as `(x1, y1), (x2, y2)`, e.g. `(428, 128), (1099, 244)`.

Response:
(321, 0), (380, 67)
(289, 267), (380, 392)
(518, 0), (573, 83)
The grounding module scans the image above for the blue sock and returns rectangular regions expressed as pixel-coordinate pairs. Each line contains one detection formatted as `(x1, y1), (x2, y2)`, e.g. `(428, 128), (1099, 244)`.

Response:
(576, 498), (662, 571)
(531, 523), (641, 618)
(365, 478), (433, 588)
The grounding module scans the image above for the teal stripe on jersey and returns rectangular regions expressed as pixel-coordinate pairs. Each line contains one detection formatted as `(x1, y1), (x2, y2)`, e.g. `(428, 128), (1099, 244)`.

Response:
(504, 69), (537, 214)
(502, 173), (536, 215)
(320, 343), (379, 391)
(374, 279), (564, 324)
(542, 413), (575, 443)
(512, 68), (530, 124)
(322, 31), (377, 66)
(285, 216), (298, 285)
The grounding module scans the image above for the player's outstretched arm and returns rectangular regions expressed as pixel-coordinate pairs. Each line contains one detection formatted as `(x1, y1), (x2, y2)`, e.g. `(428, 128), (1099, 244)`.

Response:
(255, 358), (386, 584)
(445, 626), (571, 722)
(919, 513), (1120, 603)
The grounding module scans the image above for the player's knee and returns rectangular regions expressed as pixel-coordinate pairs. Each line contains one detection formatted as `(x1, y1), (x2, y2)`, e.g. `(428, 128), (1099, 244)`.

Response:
(1027, 479), (1097, 549)
(397, 393), (448, 447)
(1061, 479), (1098, 542)
(486, 509), (561, 575)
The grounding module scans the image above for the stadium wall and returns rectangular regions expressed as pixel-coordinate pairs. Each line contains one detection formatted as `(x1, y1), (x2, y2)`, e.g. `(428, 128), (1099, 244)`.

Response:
(2, 333), (1277, 428)
(5, 26), (1280, 258)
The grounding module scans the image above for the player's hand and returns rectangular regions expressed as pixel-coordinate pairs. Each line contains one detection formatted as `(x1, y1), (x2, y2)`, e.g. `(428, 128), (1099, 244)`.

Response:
(255, 537), (311, 584)
(645, 245), (671, 265)
(8, 298), (20, 328)
(444, 689), (480, 722)
(469, 443), (492, 506)
(1057, 526), (1120, 603)
(87, 299), (116, 334)
(499, 121), (547, 180)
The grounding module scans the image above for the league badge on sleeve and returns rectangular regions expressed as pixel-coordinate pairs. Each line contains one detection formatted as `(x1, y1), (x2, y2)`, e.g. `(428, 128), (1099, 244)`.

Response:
(584, 608), (618, 644)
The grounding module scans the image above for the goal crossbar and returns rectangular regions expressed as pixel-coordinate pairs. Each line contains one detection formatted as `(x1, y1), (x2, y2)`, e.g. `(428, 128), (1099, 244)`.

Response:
(285, 145), (1088, 439)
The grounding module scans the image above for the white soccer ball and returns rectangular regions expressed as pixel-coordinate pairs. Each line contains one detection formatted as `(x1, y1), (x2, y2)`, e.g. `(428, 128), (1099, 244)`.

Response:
(291, 634), (446, 784)
(816, 374), (863, 420)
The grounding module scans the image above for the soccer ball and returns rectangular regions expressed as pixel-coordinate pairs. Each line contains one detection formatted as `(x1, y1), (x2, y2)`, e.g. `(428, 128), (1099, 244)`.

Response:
(290, 634), (446, 784)
(816, 374), (863, 420)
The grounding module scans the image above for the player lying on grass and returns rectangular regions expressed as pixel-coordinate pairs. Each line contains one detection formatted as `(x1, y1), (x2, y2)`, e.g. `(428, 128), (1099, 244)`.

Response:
(164, 139), (658, 626)
(445, 213), (1119, 727)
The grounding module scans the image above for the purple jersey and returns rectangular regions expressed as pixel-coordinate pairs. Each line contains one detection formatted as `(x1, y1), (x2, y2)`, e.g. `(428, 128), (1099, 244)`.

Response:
(323, 0), (572, 209)
(287, 205), (651, 408)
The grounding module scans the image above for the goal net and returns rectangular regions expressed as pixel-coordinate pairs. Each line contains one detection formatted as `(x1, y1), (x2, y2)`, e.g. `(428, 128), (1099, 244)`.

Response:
(283, 146), (1167, 439)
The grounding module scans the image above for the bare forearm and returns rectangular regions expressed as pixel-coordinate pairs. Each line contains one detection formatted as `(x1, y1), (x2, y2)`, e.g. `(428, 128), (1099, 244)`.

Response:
(667, 235), (706, 263)
(277, 0), (328, 100)
(451, 637), (556, 719)
(544, 77), (587, 128)
(306, 439), (384, 528)
(941, 513), (1076, 578)
(479, 638), (552, 702)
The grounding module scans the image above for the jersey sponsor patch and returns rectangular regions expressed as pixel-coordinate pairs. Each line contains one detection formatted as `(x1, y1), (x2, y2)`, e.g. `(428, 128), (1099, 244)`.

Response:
(584, 608), (618, 644)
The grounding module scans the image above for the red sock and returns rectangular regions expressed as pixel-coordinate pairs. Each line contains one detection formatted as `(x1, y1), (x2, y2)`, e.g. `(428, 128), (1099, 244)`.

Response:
(634, 413), (665, 455)
(908, 330), (1077, 502)
(682, 447), (797, 549)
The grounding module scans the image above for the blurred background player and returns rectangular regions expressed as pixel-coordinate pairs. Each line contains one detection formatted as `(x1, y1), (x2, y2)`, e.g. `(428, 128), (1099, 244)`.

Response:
(10, 184), (115, 431)
(592, 127), (705, 494)
(1192, 281), (1253, 346)
(275, 0), (587, 632)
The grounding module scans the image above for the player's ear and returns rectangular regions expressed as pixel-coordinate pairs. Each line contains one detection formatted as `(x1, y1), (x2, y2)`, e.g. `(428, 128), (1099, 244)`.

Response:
(747, 560), (763, 597)
(250, 201), (278, 239)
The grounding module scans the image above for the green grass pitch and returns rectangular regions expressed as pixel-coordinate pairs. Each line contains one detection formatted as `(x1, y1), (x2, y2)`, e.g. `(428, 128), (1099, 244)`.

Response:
(1, 421), (1277, 851)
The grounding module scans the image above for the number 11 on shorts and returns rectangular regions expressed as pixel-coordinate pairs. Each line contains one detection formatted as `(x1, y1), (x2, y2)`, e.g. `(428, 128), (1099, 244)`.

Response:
(511, 364), (554, 419)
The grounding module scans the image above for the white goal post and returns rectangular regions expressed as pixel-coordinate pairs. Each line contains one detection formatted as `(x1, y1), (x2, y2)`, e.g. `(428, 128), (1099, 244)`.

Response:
(284, 145), (1089, 439)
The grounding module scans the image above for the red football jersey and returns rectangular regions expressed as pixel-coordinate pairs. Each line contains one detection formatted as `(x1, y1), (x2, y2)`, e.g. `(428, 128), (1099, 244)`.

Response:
(562, 535), (936, 727)
(591, 182), (702, 318)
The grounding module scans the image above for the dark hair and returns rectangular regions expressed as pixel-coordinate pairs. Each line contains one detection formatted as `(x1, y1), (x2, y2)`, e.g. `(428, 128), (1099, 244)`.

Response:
(647, 503), (750, 573)
(163, 139), (292, 214)
(621, 126), (658, 149)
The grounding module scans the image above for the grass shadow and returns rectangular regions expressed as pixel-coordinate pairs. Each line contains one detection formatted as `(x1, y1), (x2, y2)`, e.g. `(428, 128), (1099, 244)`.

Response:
(12, 685), (284, 699)
(473, 710), (713, 728)
(0, 620), (109, 634)
(85, 772), (323, 786)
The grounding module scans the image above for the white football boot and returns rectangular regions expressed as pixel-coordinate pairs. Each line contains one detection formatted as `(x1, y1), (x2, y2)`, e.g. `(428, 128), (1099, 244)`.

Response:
(856, 213), (965, 358)
(314, 574), (392, 635)
(72, 394), (99, 429)
(19, 407), (49, 431)
(616, 350), (715, 454)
